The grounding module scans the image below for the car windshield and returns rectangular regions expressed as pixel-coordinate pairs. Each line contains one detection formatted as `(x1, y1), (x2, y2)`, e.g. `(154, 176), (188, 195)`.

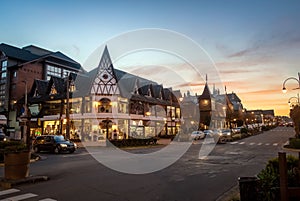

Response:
(54, 135), (66, 142)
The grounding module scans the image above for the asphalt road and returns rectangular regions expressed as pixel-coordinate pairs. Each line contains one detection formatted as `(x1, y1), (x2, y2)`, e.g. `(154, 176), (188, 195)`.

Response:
(0, 127), (296, 201)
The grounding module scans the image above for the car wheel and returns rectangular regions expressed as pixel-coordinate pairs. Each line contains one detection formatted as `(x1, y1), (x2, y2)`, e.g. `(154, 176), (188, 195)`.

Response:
(218, 137), (226, 144)
(54, 146), (60, 154)
(34, 146), (40, 153)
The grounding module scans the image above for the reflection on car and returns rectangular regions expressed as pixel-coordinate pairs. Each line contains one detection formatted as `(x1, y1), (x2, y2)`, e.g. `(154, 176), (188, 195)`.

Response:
(203, 130), (214, 137)
(215, 129), (232, 143)
(190, 131), (205, 140)
(33, 135), (77, 154)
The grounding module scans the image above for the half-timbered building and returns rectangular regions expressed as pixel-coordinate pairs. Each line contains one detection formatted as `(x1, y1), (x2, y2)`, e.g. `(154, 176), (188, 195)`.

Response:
(27, 46), (182, 140)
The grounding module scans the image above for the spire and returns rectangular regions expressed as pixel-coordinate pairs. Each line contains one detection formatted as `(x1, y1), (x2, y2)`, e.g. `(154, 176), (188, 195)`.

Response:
(90, 45), (119, 95)
(205, 74), (208, 83)
(98, 45), (112, 70)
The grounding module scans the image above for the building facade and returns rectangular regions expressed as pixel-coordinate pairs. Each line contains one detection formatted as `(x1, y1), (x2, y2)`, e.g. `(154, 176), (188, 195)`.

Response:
(0, 43), (82, 137)
(27, 46), (182, 141)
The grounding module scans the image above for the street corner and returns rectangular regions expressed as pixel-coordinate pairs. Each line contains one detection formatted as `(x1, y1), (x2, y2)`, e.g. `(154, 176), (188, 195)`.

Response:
(0, 175), (49, 190)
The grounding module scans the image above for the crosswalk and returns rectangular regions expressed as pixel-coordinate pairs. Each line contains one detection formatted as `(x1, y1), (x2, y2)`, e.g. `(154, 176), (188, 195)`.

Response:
(230, 141), (281, 146)
(0, 188), (56, 201)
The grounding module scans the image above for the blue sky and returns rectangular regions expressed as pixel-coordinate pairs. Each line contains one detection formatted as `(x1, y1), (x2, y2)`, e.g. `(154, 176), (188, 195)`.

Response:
(2, 0), (300, 115)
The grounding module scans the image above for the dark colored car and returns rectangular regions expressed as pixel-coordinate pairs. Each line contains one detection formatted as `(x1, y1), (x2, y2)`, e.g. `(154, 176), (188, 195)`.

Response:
(33, 135), (77, 153)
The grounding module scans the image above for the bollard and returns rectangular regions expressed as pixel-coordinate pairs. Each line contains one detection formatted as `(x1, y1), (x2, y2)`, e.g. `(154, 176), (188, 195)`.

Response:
(238, 177), (258, 201)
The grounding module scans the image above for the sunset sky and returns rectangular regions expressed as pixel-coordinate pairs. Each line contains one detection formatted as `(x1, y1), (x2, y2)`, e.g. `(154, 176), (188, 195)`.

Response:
(1, 0), (300, 116)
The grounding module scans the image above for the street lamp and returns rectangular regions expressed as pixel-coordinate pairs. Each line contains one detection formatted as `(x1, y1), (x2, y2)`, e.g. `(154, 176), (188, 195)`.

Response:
(288, 93), (300, 108)
(65, 76), (75, 140)
(20, 80), (31, 147)
(282, 72), (300, 93)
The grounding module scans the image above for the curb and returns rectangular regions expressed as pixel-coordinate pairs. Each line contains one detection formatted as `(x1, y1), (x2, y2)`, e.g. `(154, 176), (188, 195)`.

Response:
(216, 184), (240, 201)
(0, 175), (49, 189)
(0, 153), (45, 167)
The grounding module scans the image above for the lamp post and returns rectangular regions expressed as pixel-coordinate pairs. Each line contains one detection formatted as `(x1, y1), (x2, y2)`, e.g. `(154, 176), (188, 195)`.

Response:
(20, 80), (31, 148)
(282, 72), (300, 93)
(288, 93), (300, 108)
(66, 77), (70, 139)
(65, 76), (75, 140)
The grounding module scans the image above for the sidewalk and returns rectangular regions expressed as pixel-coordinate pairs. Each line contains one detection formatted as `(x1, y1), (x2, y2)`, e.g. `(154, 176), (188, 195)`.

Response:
(0, 152), (49, 189)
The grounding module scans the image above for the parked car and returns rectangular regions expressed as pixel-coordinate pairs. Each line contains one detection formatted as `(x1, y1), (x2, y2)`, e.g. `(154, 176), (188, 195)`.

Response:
(190, 131), (205, 140)
(219, 129), (232, 141)
(33, 135), (77, 153)
(203, 130), (214, 137)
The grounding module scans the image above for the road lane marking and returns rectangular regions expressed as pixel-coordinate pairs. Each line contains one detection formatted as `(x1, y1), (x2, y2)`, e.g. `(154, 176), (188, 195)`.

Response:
(0, 193), (37, 201)
(39, 199), (57, 201)
(239, 142), (245, 145)
(265, 143), (270, 146)
(257, 143), (262, 145)
(249, 143), (255, 145)
(273, 143), (278, 146)
(0, 189), (20, 196)
(230, 142), (238, 145)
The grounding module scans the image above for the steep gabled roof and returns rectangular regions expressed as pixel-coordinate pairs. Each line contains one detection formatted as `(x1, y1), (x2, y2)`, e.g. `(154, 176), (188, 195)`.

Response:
(199, 83), (211, 99)
(117, 76), (138, 99)
(29, 79), (49, 99)
(152, 84), (164, 99)
(227, 93), (241, 103)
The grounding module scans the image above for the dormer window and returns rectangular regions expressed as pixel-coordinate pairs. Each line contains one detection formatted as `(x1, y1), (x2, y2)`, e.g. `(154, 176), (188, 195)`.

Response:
(33, 88), (39, 97)
(147, 88), (151, 97)
(50, 85), (57, 95)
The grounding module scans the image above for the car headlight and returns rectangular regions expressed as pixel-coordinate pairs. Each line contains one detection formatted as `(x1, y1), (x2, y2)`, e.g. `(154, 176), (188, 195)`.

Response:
(227, 133), (231, 136)
(60, 144), (67, 148)
(74, 143), (77, 148)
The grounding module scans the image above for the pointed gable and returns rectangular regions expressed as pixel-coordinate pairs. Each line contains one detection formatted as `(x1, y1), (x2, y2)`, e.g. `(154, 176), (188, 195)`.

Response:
(30, 79), (49, 98)
(90, 46), (119, 95)
(199, 83), (211, 99)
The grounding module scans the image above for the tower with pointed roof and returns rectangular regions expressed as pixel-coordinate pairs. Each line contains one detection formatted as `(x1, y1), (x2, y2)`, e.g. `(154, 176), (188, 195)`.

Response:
(90, 46), (119, 95)
(198, 76), (212, 129)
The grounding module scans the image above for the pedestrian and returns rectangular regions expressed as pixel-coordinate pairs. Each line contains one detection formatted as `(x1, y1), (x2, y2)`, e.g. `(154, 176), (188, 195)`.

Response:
(113, 129), (118, 140)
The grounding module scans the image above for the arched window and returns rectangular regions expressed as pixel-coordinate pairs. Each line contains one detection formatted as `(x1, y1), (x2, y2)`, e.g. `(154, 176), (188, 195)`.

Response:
(98, 98), (112, 113)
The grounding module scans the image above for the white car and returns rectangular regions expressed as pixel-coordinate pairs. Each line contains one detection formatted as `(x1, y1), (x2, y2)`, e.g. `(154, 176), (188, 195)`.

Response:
(190, 131), (205, 140)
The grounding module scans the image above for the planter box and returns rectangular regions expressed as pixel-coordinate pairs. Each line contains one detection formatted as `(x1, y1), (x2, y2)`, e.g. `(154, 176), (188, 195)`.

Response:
(4, 151), (30, 180)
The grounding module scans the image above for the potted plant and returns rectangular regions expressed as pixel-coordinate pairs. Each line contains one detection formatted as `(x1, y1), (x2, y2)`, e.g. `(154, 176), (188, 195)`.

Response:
(0, 141), (31, 180)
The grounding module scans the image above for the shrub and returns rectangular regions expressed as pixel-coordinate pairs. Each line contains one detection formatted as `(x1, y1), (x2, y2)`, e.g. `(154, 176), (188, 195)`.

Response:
(0, 141), (28, 162)
(257, 155), (300, 201)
